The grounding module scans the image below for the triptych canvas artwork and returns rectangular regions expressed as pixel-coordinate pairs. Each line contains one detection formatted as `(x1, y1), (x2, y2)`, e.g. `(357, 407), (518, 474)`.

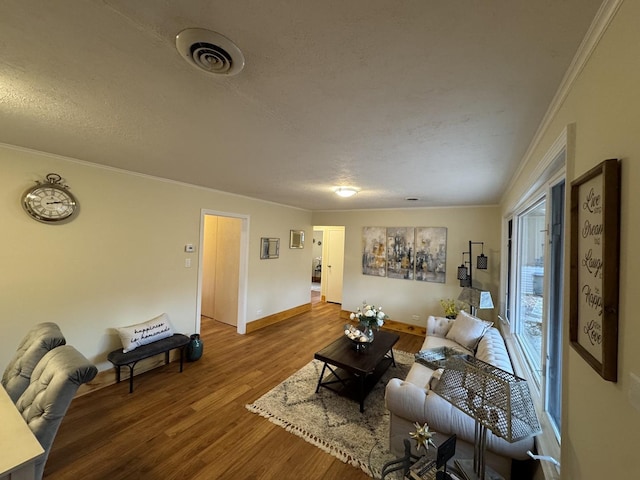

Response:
(361, 226), (447, 283)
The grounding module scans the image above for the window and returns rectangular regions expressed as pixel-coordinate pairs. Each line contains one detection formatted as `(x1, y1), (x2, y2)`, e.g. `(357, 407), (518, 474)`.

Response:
(546, 180), (564, 435)
(506, 156), (565, 440)
(514, 199), (546, 384)
(503, 131), (570, 479)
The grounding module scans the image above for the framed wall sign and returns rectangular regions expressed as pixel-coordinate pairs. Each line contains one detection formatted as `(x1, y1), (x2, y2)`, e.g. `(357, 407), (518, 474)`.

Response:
(569, 158), (620, 381)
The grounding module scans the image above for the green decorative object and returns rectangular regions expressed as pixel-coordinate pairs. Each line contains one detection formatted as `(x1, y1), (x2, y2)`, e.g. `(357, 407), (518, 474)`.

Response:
(440, 298), (460, 319)
(186, 333), (203, 361)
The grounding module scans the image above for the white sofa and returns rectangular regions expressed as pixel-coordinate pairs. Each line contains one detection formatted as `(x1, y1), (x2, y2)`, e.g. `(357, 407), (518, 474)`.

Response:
(385, 311), (535, 479)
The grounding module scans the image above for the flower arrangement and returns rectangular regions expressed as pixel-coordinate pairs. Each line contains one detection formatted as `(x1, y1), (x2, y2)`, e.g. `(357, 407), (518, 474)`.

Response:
(349, 302), (388, 328)
(440, 298), (460, 319)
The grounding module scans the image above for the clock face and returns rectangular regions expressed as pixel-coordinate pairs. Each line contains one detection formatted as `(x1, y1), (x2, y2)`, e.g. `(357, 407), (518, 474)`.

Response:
(23, 185), (77, 223)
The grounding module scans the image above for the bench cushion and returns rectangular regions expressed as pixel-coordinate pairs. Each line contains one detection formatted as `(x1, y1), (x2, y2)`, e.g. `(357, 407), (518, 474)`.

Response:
(108, 334), (190, 365)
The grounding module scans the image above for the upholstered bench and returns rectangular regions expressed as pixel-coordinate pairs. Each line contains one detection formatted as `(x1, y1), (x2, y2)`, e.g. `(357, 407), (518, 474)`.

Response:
(107, 333), (190, 393)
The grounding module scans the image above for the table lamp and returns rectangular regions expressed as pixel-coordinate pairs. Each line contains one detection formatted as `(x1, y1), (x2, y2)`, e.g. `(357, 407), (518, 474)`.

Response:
(432, 355), (541, 480)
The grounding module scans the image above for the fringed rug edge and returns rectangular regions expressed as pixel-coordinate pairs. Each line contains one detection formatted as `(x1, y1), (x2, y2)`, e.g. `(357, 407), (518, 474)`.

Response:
(245, 402), (375, 477)
(245, 348), (415, 478)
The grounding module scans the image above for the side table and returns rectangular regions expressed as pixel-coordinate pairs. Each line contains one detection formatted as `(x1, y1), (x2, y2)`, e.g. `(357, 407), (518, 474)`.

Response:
(381, 439), (422, 479)
(381, 436), (460, 480)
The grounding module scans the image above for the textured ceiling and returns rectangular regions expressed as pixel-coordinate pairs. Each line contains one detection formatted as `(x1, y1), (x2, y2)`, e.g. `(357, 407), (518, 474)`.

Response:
(0, 0), (603, 210)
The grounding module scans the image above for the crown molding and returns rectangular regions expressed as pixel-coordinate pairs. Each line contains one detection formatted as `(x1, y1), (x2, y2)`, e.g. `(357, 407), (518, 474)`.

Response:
(502, 0), (624, 204)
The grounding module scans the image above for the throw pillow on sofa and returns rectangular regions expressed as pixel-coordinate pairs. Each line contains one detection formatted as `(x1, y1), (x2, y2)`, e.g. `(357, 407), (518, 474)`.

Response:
(426, 315), (455, 337)
(445, 310), (492, 350)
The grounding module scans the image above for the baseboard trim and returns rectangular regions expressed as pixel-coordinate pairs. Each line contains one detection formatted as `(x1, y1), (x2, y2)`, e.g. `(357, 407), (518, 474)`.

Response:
(77, 303), (312, 397)
(245, 303), (312, 333)
(78, 303), (421, 398)
(339, 310), (426, 337)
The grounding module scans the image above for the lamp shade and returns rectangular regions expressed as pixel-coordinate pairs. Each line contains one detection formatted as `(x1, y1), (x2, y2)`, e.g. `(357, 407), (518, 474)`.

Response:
(433, 355), (541, 443)
(458, 287), (494, 309)
(457, 264), (468, 280)
(477, 253), (488, 270)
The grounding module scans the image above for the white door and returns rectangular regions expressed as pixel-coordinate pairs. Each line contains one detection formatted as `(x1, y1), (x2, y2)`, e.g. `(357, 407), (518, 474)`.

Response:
(201, 215), (219, 319)
(325, 227), (345, 304)
(200, 215), (241, 326)
(214, 217), (241, 326)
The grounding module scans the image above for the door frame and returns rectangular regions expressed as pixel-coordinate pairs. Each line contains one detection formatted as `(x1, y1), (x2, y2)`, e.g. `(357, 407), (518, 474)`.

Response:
(196, 209), (250, 335)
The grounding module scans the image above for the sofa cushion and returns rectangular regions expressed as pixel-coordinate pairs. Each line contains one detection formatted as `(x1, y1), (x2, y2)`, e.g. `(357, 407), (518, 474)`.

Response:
(426, 315), (455, 337)
(409, 336), (472, 388)
(421, 334), (472, 353)
(405, 362), (434, 389)
(445, 310), (493, 351)
(476, 327), (513, 373)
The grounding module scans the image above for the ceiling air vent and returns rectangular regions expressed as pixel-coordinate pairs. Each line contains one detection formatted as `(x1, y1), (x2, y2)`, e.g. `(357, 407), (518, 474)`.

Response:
(175, 28), (245, 76)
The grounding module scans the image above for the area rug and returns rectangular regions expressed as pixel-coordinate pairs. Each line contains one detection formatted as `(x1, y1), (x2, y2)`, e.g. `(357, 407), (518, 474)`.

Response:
(246, 349), (413, 478)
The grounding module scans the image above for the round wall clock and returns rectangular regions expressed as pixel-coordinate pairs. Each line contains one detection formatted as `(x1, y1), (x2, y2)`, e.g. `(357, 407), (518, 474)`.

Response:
(22, 173), (78, 223)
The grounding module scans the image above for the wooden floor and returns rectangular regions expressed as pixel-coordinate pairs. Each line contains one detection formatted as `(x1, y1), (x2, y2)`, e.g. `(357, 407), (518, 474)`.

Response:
(45, 299), (425, 479)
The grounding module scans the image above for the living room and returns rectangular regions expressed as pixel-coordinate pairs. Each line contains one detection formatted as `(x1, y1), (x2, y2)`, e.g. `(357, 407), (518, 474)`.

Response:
(2, 1), (640, 479)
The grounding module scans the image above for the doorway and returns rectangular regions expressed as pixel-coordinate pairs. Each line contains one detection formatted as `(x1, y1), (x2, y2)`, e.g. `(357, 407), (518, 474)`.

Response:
(311, 229), (323, 304)
(312, 225), (345, 304)
(197, 210), (249, 335)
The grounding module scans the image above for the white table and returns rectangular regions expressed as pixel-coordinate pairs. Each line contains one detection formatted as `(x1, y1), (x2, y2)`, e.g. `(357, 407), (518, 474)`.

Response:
(0, 387), (44, 480)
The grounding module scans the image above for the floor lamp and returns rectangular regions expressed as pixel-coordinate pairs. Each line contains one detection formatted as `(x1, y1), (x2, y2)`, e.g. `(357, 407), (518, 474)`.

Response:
(456, 241), (493, 316)
(432, 355), (541, 480)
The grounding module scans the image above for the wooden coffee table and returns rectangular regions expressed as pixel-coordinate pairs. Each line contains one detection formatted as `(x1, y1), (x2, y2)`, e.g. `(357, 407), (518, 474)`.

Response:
(314, 330), (399, 412)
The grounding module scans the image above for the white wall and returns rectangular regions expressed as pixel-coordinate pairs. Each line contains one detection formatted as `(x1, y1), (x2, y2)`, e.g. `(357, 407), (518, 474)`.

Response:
(0, 145), (312, 371)
(501, 1), (640, 477)
(312, 206), (500, 326)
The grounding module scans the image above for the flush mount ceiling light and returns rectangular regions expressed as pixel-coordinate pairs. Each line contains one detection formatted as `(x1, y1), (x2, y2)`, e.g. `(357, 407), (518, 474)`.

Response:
(335, 187), (358, 198)
(175, 28), (245, 76)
